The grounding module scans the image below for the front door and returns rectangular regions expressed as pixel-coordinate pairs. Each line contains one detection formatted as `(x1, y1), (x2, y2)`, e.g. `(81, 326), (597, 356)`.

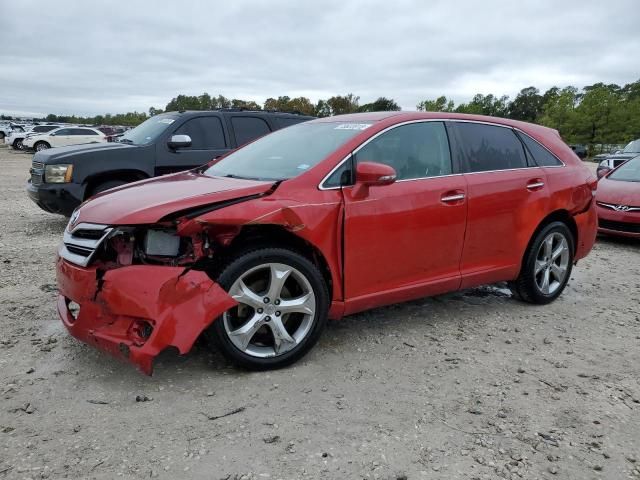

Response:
(156, 115), (230, 175)
(342, 121), (468, 314)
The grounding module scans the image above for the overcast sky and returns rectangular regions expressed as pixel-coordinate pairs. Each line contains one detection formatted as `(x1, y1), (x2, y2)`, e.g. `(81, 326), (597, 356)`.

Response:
(1, 0), (639, 117)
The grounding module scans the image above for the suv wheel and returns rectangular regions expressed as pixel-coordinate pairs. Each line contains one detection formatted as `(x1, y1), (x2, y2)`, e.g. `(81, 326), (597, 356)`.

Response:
(510, 222), (574, 304)
(89, 179), (127, 197)
(13, 139), (24, 150)
(34, 141), (50, 151)
(206, 247), (329, 370)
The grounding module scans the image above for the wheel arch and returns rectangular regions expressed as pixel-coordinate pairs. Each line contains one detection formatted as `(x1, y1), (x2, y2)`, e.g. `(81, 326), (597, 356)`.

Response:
(83, 170), (149, 199)
(207, 224), (334, 301)
(524, 209), (578, 262)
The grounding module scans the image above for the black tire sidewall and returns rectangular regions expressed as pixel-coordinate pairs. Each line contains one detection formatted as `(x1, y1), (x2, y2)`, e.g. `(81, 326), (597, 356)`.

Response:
(520, 222), (574, 304)
(35, 141), (49, 151)
(91, 180), (127, 196)
(209, 247), (329, 370)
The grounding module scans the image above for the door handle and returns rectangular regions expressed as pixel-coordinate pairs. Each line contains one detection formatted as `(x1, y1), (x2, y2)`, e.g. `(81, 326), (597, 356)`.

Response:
(441, 192), (466, 203)
(526, 179), (545, 191)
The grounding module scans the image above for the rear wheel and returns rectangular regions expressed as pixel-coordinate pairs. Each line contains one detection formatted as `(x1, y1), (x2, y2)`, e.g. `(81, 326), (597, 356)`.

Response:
(206, 247), (329, 370)
(510, 222), (574, 304)
(34, 141), (50, 151)
(12, 139), (24, 150)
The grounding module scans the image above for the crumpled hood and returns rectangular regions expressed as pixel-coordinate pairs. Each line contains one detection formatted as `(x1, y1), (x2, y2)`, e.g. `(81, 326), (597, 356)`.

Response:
(75, 171), (275, 225)
(597, 177), (640, 206)
(33, 142), (135, 164)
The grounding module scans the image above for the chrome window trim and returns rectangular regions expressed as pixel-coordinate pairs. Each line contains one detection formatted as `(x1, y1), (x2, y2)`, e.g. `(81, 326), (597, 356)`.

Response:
(318, 119), (452, 191)
(317, 118), (566, 190)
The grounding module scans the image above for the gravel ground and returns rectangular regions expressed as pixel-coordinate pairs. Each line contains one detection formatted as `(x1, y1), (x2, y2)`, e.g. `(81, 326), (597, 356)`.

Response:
(0, 144), (639, 480)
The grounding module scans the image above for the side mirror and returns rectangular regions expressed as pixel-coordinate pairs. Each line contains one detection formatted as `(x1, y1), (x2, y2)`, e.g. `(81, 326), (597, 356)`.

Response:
(168, 134), (191, 150)
(356, 161), (397, 186)
(596, 168), (609, 179)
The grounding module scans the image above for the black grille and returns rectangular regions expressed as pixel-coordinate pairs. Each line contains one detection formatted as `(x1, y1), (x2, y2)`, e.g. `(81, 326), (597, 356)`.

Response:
(599, 219), (640, 233)
(72, 229), (105, 240)
(65, 244), (93, 257)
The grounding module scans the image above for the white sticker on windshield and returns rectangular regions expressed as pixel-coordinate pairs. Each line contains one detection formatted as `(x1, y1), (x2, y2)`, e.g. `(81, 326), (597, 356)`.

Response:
(297, 164), (310, 170)
(158, 119), (175, 124)
(334, 123), (372, 130)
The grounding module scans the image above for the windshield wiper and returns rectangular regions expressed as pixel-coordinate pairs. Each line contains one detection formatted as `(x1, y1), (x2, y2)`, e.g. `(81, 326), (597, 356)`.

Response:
(118, 138), (134, 144)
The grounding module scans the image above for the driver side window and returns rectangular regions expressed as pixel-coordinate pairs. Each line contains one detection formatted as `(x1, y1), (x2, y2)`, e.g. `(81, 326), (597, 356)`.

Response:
(355, 122), (452, 180)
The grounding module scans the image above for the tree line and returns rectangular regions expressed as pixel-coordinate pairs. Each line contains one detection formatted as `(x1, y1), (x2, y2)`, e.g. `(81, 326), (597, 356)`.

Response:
(9, 79), (639, 149)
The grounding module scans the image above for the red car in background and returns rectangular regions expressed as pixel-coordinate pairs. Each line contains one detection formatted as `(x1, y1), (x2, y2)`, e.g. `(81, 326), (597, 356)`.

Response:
(596, 155), (640, 238)
(56, 112), (598, 374)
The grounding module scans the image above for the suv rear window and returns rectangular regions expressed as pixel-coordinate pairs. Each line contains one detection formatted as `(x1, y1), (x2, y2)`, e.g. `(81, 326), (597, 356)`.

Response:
(454, 123), (527, 172)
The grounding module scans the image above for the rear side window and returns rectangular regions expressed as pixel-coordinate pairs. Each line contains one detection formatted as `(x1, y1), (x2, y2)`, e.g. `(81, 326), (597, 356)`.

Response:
(53, 128), (71, 135)
(518, 133), (563, 167)
(73, 128), (98, 135)
(454, 123), (527, 172)
(231, 116), (271, 146)
(174, 116), (226, 150)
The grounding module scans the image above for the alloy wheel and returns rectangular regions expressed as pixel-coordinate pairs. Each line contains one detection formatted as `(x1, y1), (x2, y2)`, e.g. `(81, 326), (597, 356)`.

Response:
(534, 232), (570, 295)
(223, 262), (316, 358)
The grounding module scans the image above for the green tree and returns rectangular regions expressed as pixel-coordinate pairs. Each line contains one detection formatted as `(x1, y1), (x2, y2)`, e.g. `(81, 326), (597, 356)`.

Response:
(358, 97), (400, 112)
(508, 87), (543, 121)
(416, 96), (455, 112)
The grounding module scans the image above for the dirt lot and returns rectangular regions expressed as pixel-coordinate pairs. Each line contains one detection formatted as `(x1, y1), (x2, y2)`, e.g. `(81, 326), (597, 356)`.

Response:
(0, 145), (639, 480)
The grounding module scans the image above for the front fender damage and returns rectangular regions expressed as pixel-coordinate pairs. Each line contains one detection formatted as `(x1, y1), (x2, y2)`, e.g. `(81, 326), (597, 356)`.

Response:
(57, 260), (236, 375)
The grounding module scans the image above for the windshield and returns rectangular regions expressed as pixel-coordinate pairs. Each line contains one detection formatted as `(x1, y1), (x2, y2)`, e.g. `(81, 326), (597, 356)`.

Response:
(622, 139), (640, 153)
(204, 121), (372, 181)
(608, 155), (640, 182)
(118, 114), (178, 145)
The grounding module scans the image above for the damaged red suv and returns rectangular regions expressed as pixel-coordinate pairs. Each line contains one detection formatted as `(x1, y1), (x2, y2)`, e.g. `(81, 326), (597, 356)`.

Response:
(56, 112), (598, 374)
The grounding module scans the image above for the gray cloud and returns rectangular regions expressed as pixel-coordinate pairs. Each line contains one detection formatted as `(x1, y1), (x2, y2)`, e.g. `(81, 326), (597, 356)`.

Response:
(1, 0), (639, 117)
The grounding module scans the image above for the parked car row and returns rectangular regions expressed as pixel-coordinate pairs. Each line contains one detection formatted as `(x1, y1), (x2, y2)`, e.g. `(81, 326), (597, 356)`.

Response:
(27, 110), (314, 215)
(6, 124), (60, 150)
(596, 138), (640, 177)
(45, 110), (601, 374)
(2, 122), (132, 151)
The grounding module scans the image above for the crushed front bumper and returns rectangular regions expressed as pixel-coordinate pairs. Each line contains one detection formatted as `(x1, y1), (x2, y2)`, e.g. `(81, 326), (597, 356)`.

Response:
(56, 258), (236, 375)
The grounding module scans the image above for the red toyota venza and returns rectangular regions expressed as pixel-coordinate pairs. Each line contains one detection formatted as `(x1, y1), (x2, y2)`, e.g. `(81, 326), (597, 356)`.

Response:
(56, 112), (598, 374)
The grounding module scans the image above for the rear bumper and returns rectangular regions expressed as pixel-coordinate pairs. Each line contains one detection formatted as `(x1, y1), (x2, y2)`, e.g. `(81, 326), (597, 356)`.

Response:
(574, 201), (598, 261)
(56, 258), (236, 375)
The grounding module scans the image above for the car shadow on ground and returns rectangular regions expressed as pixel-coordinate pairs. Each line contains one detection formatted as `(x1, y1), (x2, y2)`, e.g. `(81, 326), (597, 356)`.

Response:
(596, 233), (639, 248)
(70, 282), (515, 382)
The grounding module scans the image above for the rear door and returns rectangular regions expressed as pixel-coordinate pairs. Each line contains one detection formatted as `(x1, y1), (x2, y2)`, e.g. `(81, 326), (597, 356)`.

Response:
(156, 115), (229, 175)
(448, 121), (550, 287)
(342, 121), (467, 312)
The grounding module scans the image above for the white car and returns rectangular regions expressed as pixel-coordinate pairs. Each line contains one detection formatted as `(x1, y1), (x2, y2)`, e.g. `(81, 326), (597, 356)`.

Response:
(23, 126), (107, 151)
(7, 125), (61, 150)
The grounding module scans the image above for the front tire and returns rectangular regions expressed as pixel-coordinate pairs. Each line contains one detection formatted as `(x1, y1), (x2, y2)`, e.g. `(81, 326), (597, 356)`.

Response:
(206, 247), (329, 370)
(13, 139), (24, 150)
(89, 179), (127, 197)
(34, 141), (50, 151)
(510, 222), (574, 304)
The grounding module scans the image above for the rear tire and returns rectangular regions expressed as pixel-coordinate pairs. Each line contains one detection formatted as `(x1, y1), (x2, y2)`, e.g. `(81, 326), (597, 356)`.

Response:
(510, 222), (574, 304)
(34, 141), (50, 151)
(206, 247), (329, 370)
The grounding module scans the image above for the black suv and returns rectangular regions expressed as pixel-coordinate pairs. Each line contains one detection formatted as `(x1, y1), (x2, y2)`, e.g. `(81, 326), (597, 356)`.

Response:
(27, 110), (313, 216)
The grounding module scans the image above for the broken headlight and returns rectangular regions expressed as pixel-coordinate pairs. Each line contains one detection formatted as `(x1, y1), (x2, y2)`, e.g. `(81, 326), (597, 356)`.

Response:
(143, 229), (181, 257)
